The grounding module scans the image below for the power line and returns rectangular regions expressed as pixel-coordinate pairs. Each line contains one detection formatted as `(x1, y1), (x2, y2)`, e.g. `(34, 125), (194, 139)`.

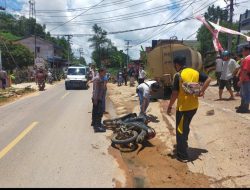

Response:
(34, 0), (181, 17)
(14, 0), (137, 13)
(185, 31), (198, 40)
(108, 18), (192, 35)
(133, 0), (198, 47)
(133, 0), (217, 47)
(43, 0), (192, 26)
(36, 0), (136, 13)
(35, 0), (153, 17)
(50, 0), (214, 38)
(48, 0), (106, 32)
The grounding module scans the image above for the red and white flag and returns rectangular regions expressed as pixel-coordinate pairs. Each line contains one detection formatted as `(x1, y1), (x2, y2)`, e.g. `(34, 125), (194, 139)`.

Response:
(208, 21), (250, 42)
(195, 15), (224, 52)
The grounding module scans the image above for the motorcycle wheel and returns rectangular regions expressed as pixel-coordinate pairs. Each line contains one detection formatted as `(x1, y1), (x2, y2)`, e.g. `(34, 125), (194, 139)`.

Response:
(111, 130), (138, 145)
(111, 142), (138, 153)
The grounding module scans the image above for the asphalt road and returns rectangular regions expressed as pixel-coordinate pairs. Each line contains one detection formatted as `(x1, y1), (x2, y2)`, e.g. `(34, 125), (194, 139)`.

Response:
(0, 82), (124, 188)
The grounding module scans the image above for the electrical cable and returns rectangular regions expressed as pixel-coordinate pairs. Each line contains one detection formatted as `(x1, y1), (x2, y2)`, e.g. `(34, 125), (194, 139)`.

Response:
(132, 0), (198, 47)
(42, 0), (192, 25)
(132, 0), (217, 47)
(48, 0), (106, 32)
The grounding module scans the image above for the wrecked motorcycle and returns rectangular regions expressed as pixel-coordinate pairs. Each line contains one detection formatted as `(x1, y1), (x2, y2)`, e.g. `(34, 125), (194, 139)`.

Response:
(103, 113), (156, 151)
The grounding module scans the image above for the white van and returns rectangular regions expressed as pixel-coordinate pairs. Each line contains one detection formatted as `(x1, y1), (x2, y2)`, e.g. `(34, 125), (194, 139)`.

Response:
(65, 66), (88, 90)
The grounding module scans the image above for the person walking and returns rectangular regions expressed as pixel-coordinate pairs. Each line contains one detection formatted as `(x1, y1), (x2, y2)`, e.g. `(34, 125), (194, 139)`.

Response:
(91, 68), (107, 133)
(236, 46), (250, 113)
(0, 68), (7, 90)
(167, 56), (211, 162)
(136, 80), (160, 115)
(138, 66), (146, 85)
(215, 54), (223, 86)
(219, 50), (239, 100)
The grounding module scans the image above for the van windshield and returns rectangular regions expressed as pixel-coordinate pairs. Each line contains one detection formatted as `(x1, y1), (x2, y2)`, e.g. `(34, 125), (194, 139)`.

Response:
(67, 68), (86, 75)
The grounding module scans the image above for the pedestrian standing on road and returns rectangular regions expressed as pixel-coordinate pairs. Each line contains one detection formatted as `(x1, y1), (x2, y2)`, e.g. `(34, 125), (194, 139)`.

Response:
(122, 67), (128, 86)
(102, 73), (109, 114)
(129, 66), (135, 87)
(236, 46), (250, 113)
(167, 56), (211, 162)
(90, 65), (96, 81)
(0, 68), (7, 90)
(117, 69), (123, 86)
(215, 54), (223, 86)
(233, 54), (242, 96)
(91, 68), (107, 133)
(219, 50), (239, 100)
(138, 66), (146, 85)
(136, 80), (160, 115)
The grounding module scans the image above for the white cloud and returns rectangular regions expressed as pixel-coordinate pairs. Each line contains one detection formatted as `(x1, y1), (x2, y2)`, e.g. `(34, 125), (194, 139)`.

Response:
(14, 0), (250, 63)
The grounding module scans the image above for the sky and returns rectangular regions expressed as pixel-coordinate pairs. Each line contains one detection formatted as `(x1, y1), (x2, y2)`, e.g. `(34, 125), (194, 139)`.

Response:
(3, 0), (250, 64)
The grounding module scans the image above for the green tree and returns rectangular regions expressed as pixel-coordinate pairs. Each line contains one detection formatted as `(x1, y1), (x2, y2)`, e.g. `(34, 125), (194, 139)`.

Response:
(72, 57), (87, 65)
(88, 24), (109, 68)
(0, 38), (34, 71)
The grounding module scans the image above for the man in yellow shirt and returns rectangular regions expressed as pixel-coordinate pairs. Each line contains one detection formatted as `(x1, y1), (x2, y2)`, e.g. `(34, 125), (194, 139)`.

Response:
(167, 56), (211, 162)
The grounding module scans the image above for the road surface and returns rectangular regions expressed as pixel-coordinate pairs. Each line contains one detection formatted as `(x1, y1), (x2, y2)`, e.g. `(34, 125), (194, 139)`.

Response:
(0, 82), (125, 188)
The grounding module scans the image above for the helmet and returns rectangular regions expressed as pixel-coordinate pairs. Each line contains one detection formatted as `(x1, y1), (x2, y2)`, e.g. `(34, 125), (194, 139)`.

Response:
(222, 50), (230, 57)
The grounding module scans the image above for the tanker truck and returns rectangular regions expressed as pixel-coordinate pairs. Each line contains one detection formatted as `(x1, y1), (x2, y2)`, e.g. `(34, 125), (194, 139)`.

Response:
(147, 38), (203, 99)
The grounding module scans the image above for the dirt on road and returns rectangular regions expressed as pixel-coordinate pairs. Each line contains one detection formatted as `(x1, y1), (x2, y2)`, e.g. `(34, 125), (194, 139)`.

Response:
(0, 82), (60, 107)
(107, 81), (250, 188)
(107, 83), (212, 188)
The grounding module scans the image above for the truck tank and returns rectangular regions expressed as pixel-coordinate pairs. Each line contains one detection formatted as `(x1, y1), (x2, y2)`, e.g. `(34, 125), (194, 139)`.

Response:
(147, 41), (203, 99)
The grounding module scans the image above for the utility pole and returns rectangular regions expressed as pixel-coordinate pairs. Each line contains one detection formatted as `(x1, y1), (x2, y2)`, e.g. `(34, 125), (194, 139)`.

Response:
(227, 0), (234, 52)
(78, 48), (84, 64)
(29, 0), (37, 59)
(64, 35), (73, 66)
(125, 40), (132, 68)
(29, 0), (35, 19)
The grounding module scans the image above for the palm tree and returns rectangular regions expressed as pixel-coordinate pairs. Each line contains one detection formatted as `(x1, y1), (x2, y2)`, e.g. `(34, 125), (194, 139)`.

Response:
(88, 24), (109, 68)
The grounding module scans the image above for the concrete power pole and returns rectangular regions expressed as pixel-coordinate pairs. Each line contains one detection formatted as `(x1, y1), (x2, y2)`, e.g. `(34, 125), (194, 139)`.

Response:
(78, 48), (84, 64)
(227, 0), (234, 52)
(29, 0), (37, 60)
(65, 35), (73, 66)
(125, 40), (132, 68)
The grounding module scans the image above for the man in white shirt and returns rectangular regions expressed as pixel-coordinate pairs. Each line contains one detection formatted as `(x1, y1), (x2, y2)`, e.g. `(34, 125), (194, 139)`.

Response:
(136, 80), (160, 114)
(138, 66), (146, 85)
(219, 51), (240, 100)
(215, 55), (223, 86)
